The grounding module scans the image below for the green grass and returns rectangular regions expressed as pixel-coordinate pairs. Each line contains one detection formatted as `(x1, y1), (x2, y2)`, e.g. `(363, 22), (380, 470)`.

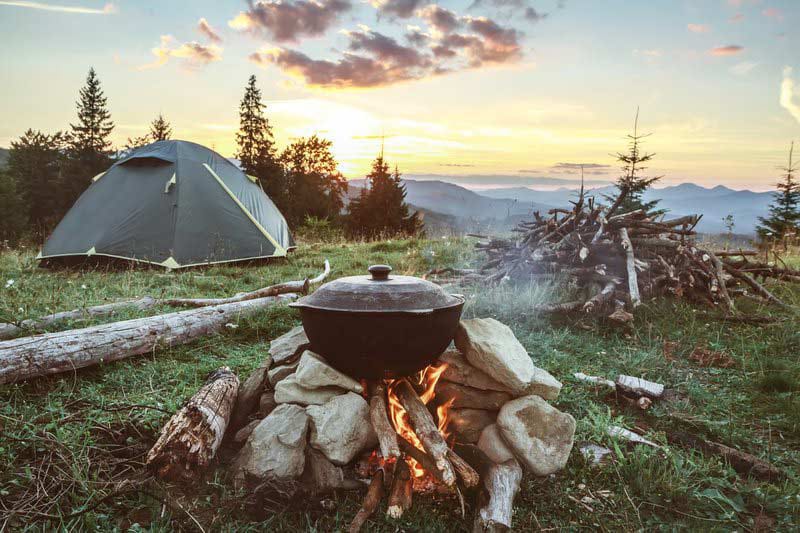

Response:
(1, 238), (799, 531)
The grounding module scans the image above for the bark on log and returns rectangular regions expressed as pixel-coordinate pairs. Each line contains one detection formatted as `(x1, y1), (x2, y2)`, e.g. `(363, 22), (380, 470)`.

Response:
(146, 367), (239, 481)
(723, 265), (790, 309)
(398, 437), (443, 484)
(447, 448), (480, 489)
(667, 431), (784, 481)
(349, 469), (384, 533)
(386, 457), (413, 519)
(394, 379), (457, 486)
(0, 294), (297, 385)
(369, 382), (401, 461)
(473, 459), (523, 533)
(618, 227), (641, 308)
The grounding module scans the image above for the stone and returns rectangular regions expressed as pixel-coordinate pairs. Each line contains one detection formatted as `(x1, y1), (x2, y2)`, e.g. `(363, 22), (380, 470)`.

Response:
(615, 375), (664, 399)
(496, 395), (575, 476)
(301, 448), (348, 493)
(257, 390), (277, 417)
(436, 380), (512, 410)
(307, 392), (378, 465)
(231, 355), (272, 429)
(447, 408), (496, 443)
(294, 350), (363, 394)
(438, 346), (508, 392)
(234, 404), (309, 482)
(268, 359), (301, 387)
(274, 374), (346, 406)
(269, 325), (310, 365)
(478, 424), (516, 464)
(455, 318), (562, 400)
(233, 419), (261, 445)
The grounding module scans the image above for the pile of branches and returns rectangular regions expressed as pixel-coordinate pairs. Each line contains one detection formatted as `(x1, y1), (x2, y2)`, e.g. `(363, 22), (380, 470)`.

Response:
(471, 189), (799, 321)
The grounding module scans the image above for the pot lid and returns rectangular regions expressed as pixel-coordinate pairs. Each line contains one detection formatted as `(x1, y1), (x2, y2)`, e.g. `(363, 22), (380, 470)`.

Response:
(290, 264), (463, 313)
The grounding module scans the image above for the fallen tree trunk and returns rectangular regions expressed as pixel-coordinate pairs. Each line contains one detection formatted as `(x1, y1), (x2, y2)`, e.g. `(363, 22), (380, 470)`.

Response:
(0, 294), (297, 385)
(146, 367), (239, 481)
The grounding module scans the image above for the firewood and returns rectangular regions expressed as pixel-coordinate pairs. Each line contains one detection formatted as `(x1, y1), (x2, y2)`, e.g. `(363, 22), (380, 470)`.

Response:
(0, 294), (297, 385)
(667, 431), (784, 481)
(348, 469), (384, 533)
(398, 436), (449, 486)
(386, 457), (413, 518)
(394, 379), (457, 486)
(472, 459), (522, 533)
(447, 448), (480, 488)
(368, 382), (401, 461)
(618, 227), (641, 307)
(146, 367), (239, 481)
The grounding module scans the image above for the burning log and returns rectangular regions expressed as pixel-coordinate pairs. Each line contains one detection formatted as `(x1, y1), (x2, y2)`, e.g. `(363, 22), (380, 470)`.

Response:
(348, 469), (384, 533)
(473, 458), (523, 533)
(393, 378), (457, 486)
(447, 449), (480, 489)
(386, 457), (413, 518)
(369, 382), (401, 461)
(146, 367), (239, 481)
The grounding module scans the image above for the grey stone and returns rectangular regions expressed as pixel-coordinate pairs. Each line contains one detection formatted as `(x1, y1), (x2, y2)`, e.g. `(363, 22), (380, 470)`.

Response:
(274, 374), (346, 406)
(478, 424), (516, 464)
(268, 359), (300, 387)
(436, 380), (512, 410)
(301, 448), (347, 493)
(257, 390), (277, 417)
(233, 419), (261, 445)
(269, 325), (310, 365)
(439, 346), (508, 392)
(496, 395), (575, 476)
(234, 404), (309, 482)
(447, 408), (496, 443)
(294, 350), (363, 393)
(307, 392), (377, 465)
(231, 355), (272, 429)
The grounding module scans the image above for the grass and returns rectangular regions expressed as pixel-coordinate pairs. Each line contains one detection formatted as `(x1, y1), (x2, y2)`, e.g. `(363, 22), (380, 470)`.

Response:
(1, 237), (799, 531)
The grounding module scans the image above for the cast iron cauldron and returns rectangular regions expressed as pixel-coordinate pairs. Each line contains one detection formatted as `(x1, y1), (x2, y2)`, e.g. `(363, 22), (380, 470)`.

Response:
(289, 264), (464, 379)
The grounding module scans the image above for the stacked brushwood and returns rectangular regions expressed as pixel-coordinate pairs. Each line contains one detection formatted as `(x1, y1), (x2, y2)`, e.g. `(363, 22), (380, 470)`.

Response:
(471, 190), (799, 320)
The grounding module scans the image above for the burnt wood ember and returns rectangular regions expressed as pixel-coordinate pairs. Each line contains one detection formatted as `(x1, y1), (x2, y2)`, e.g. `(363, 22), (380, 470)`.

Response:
(386, 457), (413, 518)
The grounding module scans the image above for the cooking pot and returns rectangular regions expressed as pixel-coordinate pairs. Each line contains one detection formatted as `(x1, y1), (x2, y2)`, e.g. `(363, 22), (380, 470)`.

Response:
(289, 264), (465, 379)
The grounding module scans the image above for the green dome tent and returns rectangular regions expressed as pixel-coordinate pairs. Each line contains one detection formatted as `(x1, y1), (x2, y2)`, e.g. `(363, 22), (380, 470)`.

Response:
(39, 140), (294, 268)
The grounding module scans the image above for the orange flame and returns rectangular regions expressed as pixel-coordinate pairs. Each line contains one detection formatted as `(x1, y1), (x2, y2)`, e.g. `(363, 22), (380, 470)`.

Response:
(386, 363), (452, 480)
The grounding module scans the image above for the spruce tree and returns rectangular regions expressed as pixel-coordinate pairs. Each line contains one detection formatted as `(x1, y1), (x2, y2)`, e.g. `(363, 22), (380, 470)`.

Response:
(757, 142), (800, 245)
(0, 168), (26, 245)
(235, 75), (283, 206)
(149, 114), (172, 141)
(604, 109), (663, 216)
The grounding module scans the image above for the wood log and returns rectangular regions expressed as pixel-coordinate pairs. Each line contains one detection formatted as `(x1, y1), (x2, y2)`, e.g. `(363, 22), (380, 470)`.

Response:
(723, 264), (790, 309)
(447, 448), (480, 488)
(349, 469), (384, 533)
(583, 280), (618, 313)
(146, 367), (239, 481)
(394, 379), (456, 486)
(369, 382), (401, 461)
(0, 293), (297, 385)
(667, 431), (784, 481)
(472, 459), (522, 533)
(706, 251), (735, 311)
(618, 227), (641, 308)
(386, 457), (413, 519)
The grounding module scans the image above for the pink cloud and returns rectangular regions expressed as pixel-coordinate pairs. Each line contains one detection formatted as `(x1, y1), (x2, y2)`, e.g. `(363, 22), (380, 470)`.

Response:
(709, 45), (743, 57)
(762, 7), (783, 20)
(687, 23), (710, 33)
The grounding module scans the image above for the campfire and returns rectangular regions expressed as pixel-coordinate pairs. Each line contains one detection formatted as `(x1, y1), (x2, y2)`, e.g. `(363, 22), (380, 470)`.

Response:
(145, 317), (576, 531)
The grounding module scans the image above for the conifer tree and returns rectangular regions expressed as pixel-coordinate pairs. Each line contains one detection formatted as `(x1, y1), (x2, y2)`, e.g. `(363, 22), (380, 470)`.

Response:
(235, 75), (284, 206)
(149, 114), (172, 141)
(605, 109), (663, 217)
(757, 142), (800, 245)
(0, 169), (26, 245)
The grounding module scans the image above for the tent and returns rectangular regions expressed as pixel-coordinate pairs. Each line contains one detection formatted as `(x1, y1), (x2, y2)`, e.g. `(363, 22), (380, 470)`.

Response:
(39, 140), (294, 268)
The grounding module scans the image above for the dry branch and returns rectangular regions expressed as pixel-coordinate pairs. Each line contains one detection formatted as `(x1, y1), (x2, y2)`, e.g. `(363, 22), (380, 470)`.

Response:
(146, 367), (239, 481)
(369, 382), (401, 461)
(349, 469), (384, 533)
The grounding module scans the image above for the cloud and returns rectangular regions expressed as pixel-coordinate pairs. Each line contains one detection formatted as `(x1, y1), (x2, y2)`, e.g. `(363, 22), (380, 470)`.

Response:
(370, 0), (422, 18)
(468, 0), (547, 23)
(730, 61), (757, 75)
(550, 162), (612, 175)
(405, 25), (430, 46)
(197, 17), (222, 43)
(345, 27), (430, 68)
(687, 23), (710, 33)
(780, 67), (800, 125)
(417, 5), (460, 34)
(0, 1), (115, 14)
(440, 163), (475, 167)
(139, 35), (222, 70)
(762, 7), (783, 20)
(229, 0), (351, 43)
(709, 45), (743, 57)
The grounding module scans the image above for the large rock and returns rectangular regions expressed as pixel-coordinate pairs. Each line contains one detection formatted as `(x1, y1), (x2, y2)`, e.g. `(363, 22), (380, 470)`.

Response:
(301, 448), (349, 493)
(274, 374), (346, 406)
(231, 355), (272, 429)
(455, 318), (562, 399)
(447, 408), (496, 443)
(439, 346), (508, 392)
(496, 395), (575, 476)
(478, 424), (516, 464)
(234, 404), (309, 482)
(307, 392), (377, 465)
(436, 380), (512, 410)
(257, 390), (277, 417)
(294, 350), (363, 394)
(269, 326), (310, 365)
(268, 359), (301, 387)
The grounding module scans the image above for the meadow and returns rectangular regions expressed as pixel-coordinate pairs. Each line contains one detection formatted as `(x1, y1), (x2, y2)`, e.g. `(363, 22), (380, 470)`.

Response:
(1, 236), (798, 531)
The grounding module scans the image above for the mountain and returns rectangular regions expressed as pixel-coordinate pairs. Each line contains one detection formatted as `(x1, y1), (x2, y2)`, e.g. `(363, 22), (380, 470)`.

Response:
(479, 182), (773, 235)
(404, 174), (612, 189)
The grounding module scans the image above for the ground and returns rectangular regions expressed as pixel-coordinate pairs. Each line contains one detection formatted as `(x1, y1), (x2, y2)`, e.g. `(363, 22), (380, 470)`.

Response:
(1, 237), (798, 531)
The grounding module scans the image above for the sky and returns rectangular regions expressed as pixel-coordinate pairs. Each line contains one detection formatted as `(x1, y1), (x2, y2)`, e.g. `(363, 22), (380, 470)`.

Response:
(1, 0), (799, 191)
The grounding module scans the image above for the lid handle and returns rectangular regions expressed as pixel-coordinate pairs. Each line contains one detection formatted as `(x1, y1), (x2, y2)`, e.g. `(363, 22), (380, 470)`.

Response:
(368, 264), (392, 281)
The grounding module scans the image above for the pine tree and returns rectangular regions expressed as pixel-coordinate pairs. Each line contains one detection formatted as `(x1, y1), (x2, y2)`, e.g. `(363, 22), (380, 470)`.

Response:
(235, 75), (284, 206)
(604, 109), (663, 217)
(149, 114), (172, 141)
(0, 168), (26, 246)
(70, 68), (114, 154)
(757, 142), (800, 245)
(346, 152), (422, 238)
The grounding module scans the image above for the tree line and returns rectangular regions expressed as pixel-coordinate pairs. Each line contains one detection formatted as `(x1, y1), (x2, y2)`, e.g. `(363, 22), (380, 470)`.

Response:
(0, 69), (421, 246)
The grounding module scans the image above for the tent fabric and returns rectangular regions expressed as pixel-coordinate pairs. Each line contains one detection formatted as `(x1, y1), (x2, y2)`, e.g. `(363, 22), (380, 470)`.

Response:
(40, 140), (295, 268)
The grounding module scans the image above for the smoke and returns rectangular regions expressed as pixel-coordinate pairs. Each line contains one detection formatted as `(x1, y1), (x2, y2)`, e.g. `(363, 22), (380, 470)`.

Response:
(780, 67), (800, 125)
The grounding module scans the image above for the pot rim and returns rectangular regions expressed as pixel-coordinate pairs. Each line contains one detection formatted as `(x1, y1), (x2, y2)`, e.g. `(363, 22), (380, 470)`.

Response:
(289, 294), (465, 314)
